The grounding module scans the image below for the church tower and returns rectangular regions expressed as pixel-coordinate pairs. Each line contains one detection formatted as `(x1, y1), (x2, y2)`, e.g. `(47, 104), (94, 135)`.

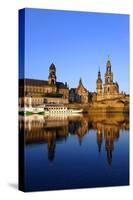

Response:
(103, 57), (119, 99)
(48, 63), (56, 85)
(105, 58), (113, 84)
(96, 69), (103, 101)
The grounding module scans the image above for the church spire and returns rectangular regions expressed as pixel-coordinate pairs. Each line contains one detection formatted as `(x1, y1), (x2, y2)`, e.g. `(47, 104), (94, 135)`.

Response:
(98, 68), (101, 80)
(79, 77), (82, 85)
(105, 56), (113, 84)
(96, 67), (102, 100)
(106, 56), (111, 72)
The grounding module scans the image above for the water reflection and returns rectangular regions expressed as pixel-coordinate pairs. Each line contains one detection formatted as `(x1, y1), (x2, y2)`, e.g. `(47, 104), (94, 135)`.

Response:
(19, 113), (129, 166)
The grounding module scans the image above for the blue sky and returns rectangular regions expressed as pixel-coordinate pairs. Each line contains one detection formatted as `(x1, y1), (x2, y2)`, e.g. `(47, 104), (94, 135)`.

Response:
(21, 8), (129, 93)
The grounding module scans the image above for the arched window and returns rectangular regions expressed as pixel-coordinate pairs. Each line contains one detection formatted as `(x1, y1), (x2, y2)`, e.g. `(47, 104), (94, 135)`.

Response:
(108, 87), (110, 92)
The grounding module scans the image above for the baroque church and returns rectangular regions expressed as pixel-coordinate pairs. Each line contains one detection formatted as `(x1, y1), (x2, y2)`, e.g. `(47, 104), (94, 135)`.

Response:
(19, 58), (129, 108)
(69, 57), (129, 109)
(96, 58), (120, 101)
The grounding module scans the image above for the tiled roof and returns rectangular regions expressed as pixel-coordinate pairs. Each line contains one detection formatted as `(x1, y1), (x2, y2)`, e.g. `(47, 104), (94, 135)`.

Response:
(19, 78), (67, 89)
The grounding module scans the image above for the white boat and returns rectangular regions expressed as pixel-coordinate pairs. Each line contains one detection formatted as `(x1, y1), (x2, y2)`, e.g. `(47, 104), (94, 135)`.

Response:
(19, 103), (83, 115)
(44, 104), (83, 115)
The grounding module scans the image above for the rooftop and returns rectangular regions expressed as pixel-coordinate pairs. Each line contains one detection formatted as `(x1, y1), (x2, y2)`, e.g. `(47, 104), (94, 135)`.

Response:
(19, 78), (68, 89)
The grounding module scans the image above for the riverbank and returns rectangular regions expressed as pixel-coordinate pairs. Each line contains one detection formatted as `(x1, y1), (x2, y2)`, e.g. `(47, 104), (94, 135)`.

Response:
(67, 101), (129, 113)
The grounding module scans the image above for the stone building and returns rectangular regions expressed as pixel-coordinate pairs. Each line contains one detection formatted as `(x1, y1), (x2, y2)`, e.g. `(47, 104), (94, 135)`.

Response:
(69, 88), (77, 103)
(69, 78), (88, 104)
(76, 78), (88, 103)
(19, 63), (69, 107)
(96, 58), (121, 101)
(96, 70), (103, 101)
(103, 59), (119, 99)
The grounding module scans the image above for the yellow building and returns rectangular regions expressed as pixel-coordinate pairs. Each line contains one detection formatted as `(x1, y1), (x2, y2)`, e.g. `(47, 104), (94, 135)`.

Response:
(19, 63), (69, 107)
(76, 78), (88, 103)
(96, 58), (127, 101)
(69, 78), (88, 104)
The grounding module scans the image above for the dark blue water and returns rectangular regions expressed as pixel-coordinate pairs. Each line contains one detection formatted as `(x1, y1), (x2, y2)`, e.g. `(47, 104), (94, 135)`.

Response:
(20, 114), (129, 191)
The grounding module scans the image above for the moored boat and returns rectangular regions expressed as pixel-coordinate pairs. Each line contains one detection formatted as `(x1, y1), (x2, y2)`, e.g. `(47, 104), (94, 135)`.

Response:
(19, 103), (83, 115)
(44, 103), (83, 115)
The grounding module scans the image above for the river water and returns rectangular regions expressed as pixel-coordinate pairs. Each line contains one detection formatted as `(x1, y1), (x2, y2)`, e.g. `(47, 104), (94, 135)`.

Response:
(19, 113), (129, 191)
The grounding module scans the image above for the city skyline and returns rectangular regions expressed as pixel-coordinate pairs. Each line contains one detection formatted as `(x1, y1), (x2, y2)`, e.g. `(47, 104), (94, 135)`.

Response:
(19, 8), (129, 192)
(20, 8), (129, 93)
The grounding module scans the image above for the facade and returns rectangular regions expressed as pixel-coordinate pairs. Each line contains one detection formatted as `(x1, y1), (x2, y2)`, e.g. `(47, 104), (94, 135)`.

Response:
(103, 59), (119, 98)
(19, 58), (129, 109)
(69, 58), (128, 105)
(76, 78), (88, 103)
(19, 63), (69, 107)
(69, 78), (88, 104)
(69, 88), (77, 103)
(96, 58), (123, 101)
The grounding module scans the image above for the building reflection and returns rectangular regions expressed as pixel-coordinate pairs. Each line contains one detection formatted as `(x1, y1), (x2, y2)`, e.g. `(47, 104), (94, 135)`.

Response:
(19, 113), (129, 165)
(69, 119), (88, 145)
(96, 125), (103, 153)
(104, 125), (120, 165)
